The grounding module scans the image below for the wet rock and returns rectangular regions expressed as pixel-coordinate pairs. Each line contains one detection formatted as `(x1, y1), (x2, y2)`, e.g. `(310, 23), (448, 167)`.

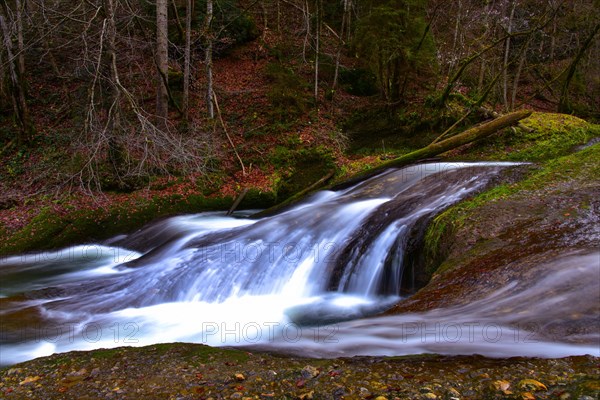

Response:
(298, 391), (314, 400)
(18, 376), (40, 385)
(359, 387), (371, 398)
(301, 365), (319, 379)
(6, 368), (23, 376)
(518, 379), (547, 391)
(235, 373), (246, 381)
(444, 387), (461, 399)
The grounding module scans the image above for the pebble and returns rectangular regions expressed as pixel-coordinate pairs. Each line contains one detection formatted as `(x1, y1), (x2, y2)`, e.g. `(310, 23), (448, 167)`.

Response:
(301, 365), (319, 379)
(445, 387), (461, 399)
(235, 373), (246, 381)
(518, 379), (547, 391)
(422, 393), (437, 400)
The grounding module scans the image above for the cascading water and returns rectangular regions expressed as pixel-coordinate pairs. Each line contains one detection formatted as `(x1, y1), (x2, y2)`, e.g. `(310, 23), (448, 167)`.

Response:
(1, 162), (598, 366)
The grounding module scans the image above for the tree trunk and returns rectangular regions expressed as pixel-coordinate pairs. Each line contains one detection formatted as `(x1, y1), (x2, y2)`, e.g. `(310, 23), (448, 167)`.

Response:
(502, 0), (516, 111)
(558, 23), (600, 113)
(313, 0), (320, 105)
(337, 110), (532, 184)
(449, 0), (462, 76)
(0, 35), (6, 108)
(511, 34), (532, 110)
(205, 0), (214, 119)
(0, 13), (33, 145)
(103, 0), (126, 180)
(15, 0), (25, 85)
(156, 0), (169, 128)
(183, 0), (191, 120)
(332, 0), (350, 92)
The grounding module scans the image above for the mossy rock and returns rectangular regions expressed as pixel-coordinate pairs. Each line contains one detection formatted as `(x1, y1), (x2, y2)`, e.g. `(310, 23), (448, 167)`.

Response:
(452, 112), (600, 162)
(421, 141), (600, 282)
(0, 195), (236, 256)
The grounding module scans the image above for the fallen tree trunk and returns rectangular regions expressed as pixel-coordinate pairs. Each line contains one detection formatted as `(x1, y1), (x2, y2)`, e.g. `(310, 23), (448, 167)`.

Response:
(338, 109), (532, 186)
(254, 110), (531, 218)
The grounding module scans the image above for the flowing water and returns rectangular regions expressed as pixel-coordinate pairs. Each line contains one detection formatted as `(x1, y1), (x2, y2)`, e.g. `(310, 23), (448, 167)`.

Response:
(1, 162), (598, 366)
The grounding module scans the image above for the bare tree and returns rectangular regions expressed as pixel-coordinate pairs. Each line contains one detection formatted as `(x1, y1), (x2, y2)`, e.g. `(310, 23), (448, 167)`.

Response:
(0, 8), (34, 145)
(156, 0), (169, 127)
(558, 22), (600, 113)
(183, 0), (192, 120)
(205, 0), (214, 119)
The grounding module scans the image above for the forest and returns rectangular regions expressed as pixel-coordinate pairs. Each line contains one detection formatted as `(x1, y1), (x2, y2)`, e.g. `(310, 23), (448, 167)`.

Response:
(1, 0), (598, 226)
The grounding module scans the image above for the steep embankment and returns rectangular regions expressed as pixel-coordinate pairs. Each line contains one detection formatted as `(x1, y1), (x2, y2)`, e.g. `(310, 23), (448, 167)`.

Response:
(387, 113), (600, 341)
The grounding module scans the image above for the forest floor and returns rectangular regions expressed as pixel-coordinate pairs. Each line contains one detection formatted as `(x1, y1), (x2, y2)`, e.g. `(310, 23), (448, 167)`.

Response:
(1, 343), (599, 400)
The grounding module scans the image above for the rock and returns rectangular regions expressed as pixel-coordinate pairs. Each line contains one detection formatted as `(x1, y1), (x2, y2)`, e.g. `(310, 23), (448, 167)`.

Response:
(578, 396), (595, 400)
(445, 387), (461, 399)
(301, 365), (319, 379)
(19, 376), (40, 385)
(230, 393), (243, 399)
(492, 380), (511, 392)
(521, 393), (535, 400)
(422, 394), (438, 400)
(235, 373), (246, 381)
(6, 368), (23, 376)
(374, 397), (388, 400)
(298, 391), (314, 400)
(359, 387), (371, 398)
(69, 368), (88, 377)
(518, 379), (547, 391)
(420, 387), (434, 393)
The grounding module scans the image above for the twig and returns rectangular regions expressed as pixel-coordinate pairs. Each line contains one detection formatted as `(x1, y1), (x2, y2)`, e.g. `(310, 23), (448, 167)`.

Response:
(212, 91), (246, 175)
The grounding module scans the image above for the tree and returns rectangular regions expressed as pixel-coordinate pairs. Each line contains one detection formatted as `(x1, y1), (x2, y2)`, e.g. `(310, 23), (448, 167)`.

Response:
(183, 0), (192, 120)
(204, 0), (214, 119)
(558, 22), (600, 113)
(353, 0), (434, 103)
(156, 0), (169, 128)
(0, 5), (34, 146)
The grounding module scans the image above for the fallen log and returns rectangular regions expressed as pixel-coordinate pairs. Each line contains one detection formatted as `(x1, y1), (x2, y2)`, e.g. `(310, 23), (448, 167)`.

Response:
(254, 109), (532, 218)
(338, 109), (532, 186)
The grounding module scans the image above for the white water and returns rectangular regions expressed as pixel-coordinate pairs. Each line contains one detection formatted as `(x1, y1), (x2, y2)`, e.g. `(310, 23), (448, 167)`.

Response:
(1, 162), (598, 366)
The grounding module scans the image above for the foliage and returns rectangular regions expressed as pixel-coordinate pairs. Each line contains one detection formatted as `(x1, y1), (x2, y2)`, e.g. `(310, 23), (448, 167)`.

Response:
(193, 0), (259, 55)
(352, 0), (435, 102)
(265, 63), (310, 122)
(339, 68), (379, 96)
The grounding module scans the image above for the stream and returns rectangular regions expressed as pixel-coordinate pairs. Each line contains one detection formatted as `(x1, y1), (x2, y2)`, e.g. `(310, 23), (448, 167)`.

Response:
(1, 162), (598, 366)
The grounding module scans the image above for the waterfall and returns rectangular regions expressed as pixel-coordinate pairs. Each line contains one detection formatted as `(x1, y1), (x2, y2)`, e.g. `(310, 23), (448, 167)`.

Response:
(2, 162), (596, 365)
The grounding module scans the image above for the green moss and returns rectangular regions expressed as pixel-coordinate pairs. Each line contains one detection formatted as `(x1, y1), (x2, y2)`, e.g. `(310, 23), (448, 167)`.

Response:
(0, 195), (234, 256)
(456, 112), (599, 162)
(422, 141), (600, 278)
